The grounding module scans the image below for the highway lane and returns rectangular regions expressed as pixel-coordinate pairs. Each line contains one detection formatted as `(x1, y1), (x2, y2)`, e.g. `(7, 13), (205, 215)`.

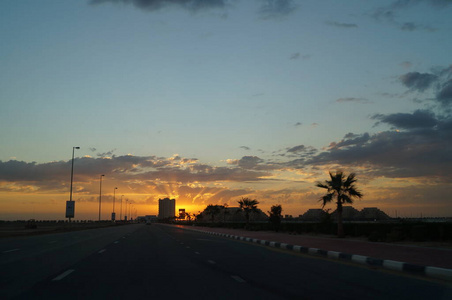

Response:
(11, 224), (452, 299)
(0, 224), (143, 299)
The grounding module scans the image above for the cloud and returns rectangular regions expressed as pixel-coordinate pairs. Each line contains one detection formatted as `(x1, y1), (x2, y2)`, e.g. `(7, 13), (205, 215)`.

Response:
(258, 0), (297, 20)
(90, 0), (227, 12)
(286, 145), (307, 153)
(400, 22), (435, 32)
(399, 65), (452, 106)
(437, 79), (452, 105)
(290, 53), (300, 60)
(294, 110), (452, 180)
(399, 72), (437, 92)
(237, 156), (265, 170)
(326, 21), (358, 28)
(336, 97), (371, 104)
(294, 122), (302, 127)
(239, 146), (251, 150)
(371, 109), (438, 129)
(0, 154), (276, 194)
(371, 0), (449, 31)
(391, 0), (452, 9)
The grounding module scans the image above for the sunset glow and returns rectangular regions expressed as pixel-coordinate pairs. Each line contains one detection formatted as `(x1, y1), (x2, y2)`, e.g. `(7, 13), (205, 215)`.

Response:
(1, 1), (451, 220)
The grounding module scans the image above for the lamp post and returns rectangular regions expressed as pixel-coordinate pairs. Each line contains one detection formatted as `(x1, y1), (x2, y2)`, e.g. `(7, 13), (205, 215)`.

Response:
(120, 195), (124, 221)
(112, 187), (118, 221)
(66, 146), (80, 222)
(125, 199), (128, 221)
(98, 175), (105, 221)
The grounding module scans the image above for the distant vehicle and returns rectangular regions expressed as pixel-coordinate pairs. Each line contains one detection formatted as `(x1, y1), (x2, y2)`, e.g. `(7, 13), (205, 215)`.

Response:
(146, 220), (152, 225)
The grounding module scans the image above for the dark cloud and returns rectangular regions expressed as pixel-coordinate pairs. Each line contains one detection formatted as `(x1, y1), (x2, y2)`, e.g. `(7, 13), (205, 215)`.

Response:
(371, 110), (438, 129)
(400, 22), (435, 32)
(399, 72), (437, 91)
(399, 66), (452, 107)
(286, 145), (306, 153)
(437, 79), (452, 105)
(327, 133), (371, 151)
(239, 146), (251, 150)
(258, 0), (297, 19)
(0, 154), (274, 194)
(90, 0), (227, 11)
(326, 21), (358, 28)
(294, 122), (302, 127)
(237, 156), (264, 169)
(294, 111), (452, 179)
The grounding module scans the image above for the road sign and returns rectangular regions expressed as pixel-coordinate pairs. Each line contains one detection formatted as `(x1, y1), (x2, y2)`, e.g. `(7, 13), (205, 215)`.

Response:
(66, 201), (75, 218)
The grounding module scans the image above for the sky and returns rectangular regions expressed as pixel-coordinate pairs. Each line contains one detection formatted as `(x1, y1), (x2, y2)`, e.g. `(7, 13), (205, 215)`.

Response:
(1, 0), (451, 220)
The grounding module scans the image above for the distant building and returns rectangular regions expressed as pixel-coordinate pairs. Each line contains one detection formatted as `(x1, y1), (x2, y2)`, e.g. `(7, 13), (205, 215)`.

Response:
(301, 209), (326, 221)
(331, 206), (360, 221)
(356, 207), (391, 221)
(158, 198), (175, 219)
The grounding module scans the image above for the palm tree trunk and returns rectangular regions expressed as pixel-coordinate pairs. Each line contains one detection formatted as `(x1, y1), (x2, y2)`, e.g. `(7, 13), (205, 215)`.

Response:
(337, 202), (345, 238)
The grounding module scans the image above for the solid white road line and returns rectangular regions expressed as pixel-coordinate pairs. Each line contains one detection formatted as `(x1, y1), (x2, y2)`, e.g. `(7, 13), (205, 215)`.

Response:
(98, 249), (106, 254)
(52, 269), (74, 281)
(208, 260), (216, 264)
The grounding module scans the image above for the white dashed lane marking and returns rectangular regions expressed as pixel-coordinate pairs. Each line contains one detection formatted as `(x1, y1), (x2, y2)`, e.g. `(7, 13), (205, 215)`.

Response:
(98, 249), (106, 254)
(2, 249), (20, 253)
(52, 269), (74, 281)
(231, 276), (246, 283)
(208, 260), (216, 264)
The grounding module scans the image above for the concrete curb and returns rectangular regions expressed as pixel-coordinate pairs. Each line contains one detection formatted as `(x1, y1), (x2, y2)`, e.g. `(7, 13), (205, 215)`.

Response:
(184, 227), (452, 282)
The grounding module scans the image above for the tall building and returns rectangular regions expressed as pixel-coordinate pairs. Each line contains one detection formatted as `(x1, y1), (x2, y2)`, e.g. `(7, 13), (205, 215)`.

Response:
(158, 198), (176, 219)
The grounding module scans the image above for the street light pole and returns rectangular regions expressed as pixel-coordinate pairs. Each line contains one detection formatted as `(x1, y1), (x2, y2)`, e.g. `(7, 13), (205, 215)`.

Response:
(125, 199), (128, 221)
(98, 174), (104, 221)
(112, 187), (118, 221)
(69, 146), (80, 202)
(67, 146), (80, 222)
(120, 195), (124, 221)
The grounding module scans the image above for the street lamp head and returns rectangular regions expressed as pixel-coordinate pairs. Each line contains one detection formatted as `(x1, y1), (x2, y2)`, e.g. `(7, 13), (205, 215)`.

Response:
(101, 174), (105, 177)
(115, 187), (118, 189)
(74, 147), (80, 149)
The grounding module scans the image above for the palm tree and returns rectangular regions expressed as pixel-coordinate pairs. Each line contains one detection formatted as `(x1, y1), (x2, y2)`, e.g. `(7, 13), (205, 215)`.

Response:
(316, 171), (363, 238)
(204, 205), (221, 223)
(238, 197), (259, 229)
(268, 205), (282, 232)
(222, 203), (229, 223)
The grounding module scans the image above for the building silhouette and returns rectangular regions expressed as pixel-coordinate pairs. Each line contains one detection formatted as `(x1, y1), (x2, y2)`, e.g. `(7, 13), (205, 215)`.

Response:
(158, 198), (175, 219)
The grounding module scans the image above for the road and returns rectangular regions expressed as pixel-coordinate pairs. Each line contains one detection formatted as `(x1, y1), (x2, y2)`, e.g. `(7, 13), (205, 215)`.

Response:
(1, 224), (451, 299)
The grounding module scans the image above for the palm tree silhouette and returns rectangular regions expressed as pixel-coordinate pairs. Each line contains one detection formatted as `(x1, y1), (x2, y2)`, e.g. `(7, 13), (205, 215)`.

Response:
(238, 197), (259, 229)
(316, 171), (363, 238)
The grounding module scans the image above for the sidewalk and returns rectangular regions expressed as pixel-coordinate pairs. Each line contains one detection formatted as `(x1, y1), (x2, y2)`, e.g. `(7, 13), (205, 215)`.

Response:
(174, 225), (452, 280)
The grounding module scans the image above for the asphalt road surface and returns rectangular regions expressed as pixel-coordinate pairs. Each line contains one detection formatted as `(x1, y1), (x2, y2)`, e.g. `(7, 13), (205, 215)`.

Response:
(1, 224), (451, 299)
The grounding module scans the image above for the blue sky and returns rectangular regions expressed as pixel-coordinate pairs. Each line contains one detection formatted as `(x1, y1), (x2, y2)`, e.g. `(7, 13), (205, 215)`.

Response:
(1, 0), (451, 219)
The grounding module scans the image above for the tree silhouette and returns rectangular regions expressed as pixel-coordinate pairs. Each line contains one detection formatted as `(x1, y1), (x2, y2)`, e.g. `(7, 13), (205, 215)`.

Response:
(238, 197), (259, 229)
(268, 204), (282, 232)
(316, 171), (363, 238)
(204, 205), (222, 223)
